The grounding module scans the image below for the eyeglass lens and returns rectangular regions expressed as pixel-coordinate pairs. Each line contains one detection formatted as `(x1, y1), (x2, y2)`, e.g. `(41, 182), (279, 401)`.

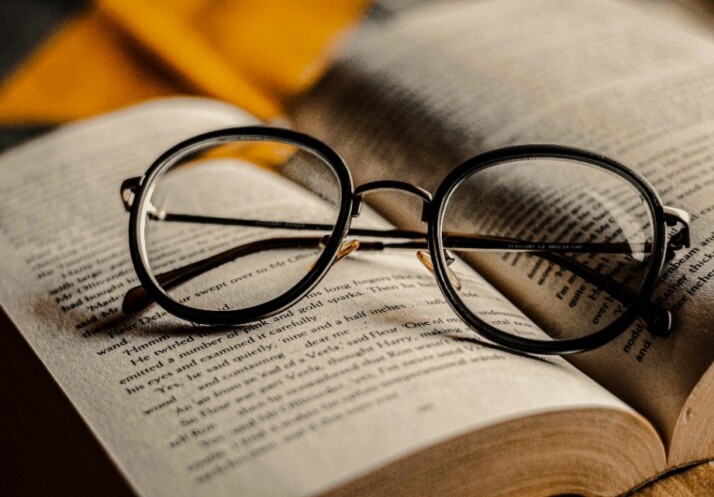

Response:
(439, 157), (656, 342)
(141, 139), (342, 311)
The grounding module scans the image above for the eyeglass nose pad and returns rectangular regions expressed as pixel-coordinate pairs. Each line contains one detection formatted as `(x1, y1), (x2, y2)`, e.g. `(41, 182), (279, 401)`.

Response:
(415, 250), (462, 291)
(307, 239), (361, 272)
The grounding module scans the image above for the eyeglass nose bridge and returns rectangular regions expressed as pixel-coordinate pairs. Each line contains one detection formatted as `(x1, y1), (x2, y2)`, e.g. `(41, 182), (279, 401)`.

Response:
(352, 180), (433, 222)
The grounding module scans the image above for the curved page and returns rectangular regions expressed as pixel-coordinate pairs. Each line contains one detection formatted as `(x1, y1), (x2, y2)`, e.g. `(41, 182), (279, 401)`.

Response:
(0, 99), (661, 496)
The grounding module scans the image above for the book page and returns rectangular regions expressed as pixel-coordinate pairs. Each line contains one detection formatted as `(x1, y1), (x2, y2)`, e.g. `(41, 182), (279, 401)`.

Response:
(0, 99), (662, 497)
(293, 0), (714, 464)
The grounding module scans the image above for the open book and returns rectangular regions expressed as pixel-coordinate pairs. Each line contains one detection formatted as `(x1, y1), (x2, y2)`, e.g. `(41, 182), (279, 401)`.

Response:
(1, 1), (713, 496)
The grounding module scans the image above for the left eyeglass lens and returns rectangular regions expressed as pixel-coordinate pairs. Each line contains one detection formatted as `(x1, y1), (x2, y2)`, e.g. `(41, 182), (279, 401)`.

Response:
(140, 138), (342, 312)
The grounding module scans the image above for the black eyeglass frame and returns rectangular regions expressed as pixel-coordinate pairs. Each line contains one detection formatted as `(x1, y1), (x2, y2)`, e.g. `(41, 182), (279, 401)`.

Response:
(125, 126), (683, 355)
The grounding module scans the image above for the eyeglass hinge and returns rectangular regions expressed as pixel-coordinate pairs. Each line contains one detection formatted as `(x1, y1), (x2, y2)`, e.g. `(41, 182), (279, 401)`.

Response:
(662, 206), (691, 257)
(120, 176), (143, 212)
(351, 196), (363, 217)
(420, 202), (431, 223)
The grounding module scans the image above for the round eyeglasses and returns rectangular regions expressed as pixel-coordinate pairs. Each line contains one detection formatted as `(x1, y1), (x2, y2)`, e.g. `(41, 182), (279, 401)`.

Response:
(120, 127), (690, 355)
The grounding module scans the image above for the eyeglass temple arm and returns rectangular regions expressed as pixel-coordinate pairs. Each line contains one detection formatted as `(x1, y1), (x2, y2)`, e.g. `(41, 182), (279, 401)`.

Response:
(121, 232), (439, 314)
(122, 236), (323, 315)
(121, 176), (690, 253)
(122, 221), (682, 337)
(663, 206), (690, 259)
(146, 209), (690, 254)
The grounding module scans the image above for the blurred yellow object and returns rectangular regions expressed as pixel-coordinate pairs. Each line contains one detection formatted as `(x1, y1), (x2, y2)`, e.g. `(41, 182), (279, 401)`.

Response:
(190, 140), (299, 171)
(0, 0), (369, 124)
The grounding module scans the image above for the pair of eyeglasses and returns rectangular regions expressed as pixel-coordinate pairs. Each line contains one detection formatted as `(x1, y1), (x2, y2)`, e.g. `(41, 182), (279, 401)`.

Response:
(120, 127), (690, 355)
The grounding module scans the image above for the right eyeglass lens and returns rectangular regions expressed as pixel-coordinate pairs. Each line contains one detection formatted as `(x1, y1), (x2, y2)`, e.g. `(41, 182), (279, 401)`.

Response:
(439, 156), (657, 342)
(141, 137), (342, 313)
